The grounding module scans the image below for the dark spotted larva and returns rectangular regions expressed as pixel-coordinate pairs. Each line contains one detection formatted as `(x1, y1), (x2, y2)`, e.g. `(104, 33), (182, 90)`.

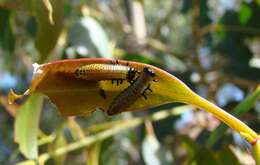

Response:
(107, 67), (156, 116)
(74, 64), (137, 84)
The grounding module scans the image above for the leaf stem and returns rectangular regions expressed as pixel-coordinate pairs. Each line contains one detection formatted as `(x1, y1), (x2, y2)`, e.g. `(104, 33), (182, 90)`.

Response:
(190, 92), (258, 143)
(190, 92), (260, 163)
(253, 136), (260, 165)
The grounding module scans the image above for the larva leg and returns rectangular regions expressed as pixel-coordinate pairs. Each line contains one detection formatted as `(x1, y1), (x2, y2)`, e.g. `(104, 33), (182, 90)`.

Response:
(111, 79), (115, 84)
(74, 68), (86, 78)
(111, 59), (119, 65)
(98, 107), (106, 112)
(145, 84), (152, 92)
(141, 84), (153, 100)
(107, 109), (117, 116)
(142, 93), (148, 100)
(111, 79), (124, 86)
(99, 89), (107, 99)
(75, 68), (80, 78)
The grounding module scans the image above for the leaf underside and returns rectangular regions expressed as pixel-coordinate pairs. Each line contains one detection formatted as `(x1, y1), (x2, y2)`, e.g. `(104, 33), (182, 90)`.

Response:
(10, 58), (194, 116)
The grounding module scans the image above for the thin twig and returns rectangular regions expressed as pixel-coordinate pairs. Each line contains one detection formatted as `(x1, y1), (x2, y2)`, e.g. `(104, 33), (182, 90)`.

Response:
(146, 37), (189, 58)
(200, 24), (260, 36)
(190, 0), (207, 85)
(0, 2), (21, 10)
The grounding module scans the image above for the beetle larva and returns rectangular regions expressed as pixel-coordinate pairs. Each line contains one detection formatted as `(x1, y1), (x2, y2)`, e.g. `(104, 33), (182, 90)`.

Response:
(74, 64), (137, 84)
(107, 67), (156, 116)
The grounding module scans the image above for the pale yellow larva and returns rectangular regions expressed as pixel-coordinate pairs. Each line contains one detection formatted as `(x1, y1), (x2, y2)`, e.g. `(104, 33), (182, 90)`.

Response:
(74, 64), (137, 84)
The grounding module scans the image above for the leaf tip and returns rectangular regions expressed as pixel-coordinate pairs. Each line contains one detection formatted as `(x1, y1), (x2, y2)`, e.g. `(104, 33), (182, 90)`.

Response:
(8, 89), (30, 104)
(32, 63), (43, 75)
(8, 89), (18, 104)
(240, 131), (257, 144)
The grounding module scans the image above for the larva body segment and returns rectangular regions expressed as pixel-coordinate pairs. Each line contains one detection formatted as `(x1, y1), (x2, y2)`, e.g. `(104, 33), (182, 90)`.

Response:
(74, 64), (137, 83)
(107, 67), (156, 116)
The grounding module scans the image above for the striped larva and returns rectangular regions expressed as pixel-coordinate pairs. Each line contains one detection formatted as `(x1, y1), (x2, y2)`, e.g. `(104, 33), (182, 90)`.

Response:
(74, 64), (137, 84)
(107, 67), (156, 116)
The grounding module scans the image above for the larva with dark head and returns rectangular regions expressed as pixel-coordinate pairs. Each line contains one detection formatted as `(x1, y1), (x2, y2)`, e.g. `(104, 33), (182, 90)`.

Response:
(74, 64), (137, 83)
(107, 67), (156, 116)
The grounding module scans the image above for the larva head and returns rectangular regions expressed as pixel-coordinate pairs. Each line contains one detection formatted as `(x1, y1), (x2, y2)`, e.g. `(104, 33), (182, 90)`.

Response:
(127, 67), (137, 82)
(74, 68), (83, 78)
(143, 67), (155, 77)
(74, 68), (79, 78)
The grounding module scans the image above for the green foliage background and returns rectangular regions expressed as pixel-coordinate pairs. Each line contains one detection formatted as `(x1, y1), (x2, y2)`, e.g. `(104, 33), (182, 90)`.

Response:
(0, 0), (259, 164)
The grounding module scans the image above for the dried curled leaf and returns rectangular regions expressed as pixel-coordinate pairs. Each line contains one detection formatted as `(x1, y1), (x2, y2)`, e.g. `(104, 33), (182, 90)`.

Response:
(9, 58), (194, 116)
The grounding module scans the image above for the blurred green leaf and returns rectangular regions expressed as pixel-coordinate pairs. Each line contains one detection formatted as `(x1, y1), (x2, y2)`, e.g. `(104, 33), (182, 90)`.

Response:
(124, 54), (156, 64)
(81, 17), (112, 57)
(239, 4), (252, 25)
(69, 16), (112, 58)
(0, 8), (15, 53)
(180, 135), (199, 164)
(215, 147), (240, 165)
(207, 85), (260, 147)
(192, 147), (239, 165)
(49, 126), (67, 165)
(182, 137), (240, 165)
(15, 93), (43, 159)
(257, 0), (260, 5)
(192, 148), (219, 165)
(217, 29), (226, 40)
(16, 161), (36, 165)
(34, 0), (63, 62)
(86, 142), (102, 165)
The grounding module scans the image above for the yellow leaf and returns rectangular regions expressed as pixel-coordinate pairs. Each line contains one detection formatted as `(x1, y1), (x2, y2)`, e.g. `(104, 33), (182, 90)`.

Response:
(8, 58), (258, 144)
